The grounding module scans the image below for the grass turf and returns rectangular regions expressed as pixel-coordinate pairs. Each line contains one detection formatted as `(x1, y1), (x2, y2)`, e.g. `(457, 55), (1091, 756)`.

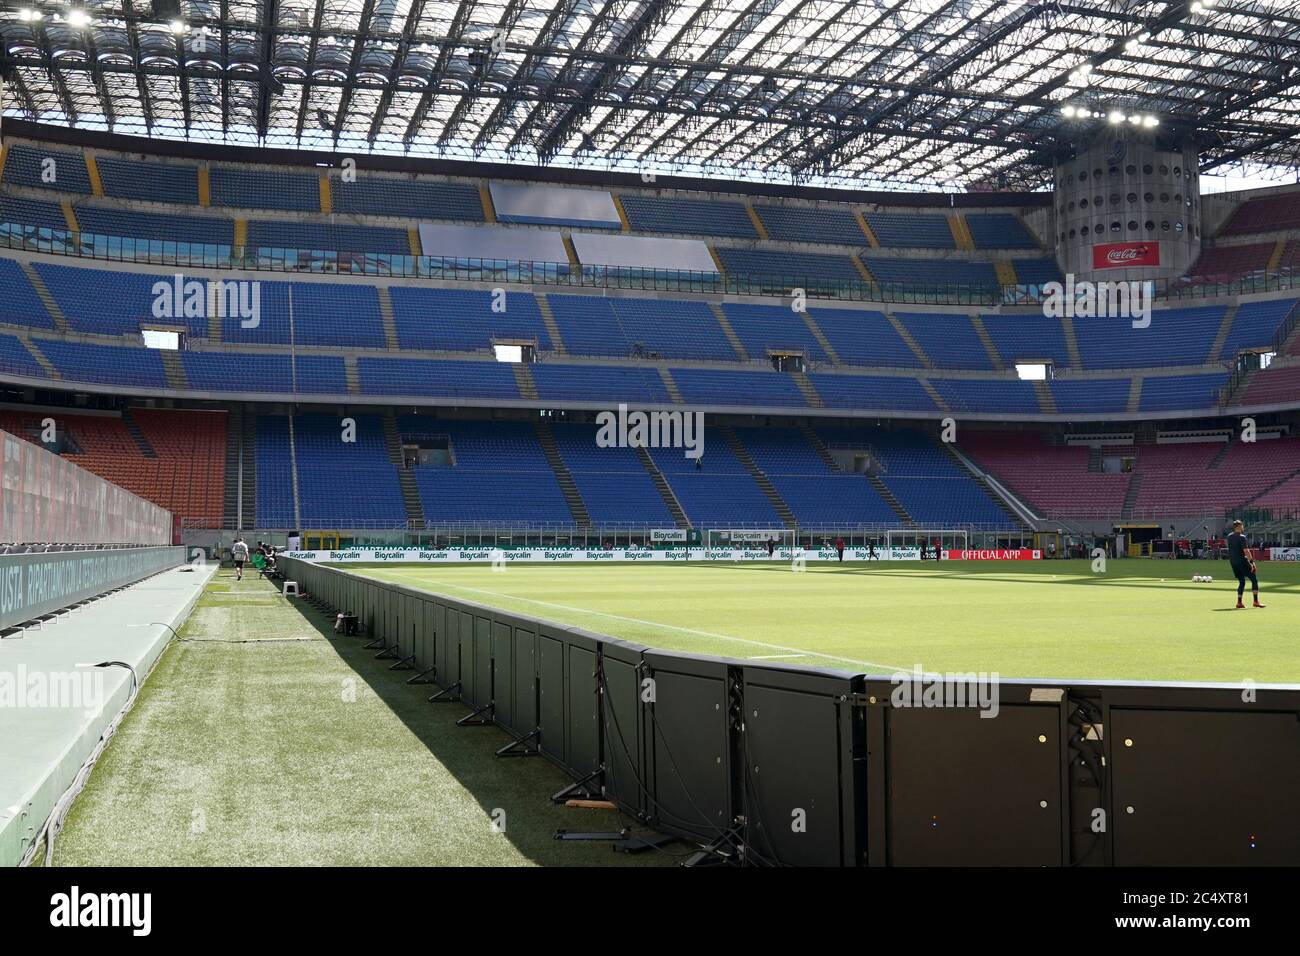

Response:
(357, 559), (1300, 684)
(43, 572), (675, 867)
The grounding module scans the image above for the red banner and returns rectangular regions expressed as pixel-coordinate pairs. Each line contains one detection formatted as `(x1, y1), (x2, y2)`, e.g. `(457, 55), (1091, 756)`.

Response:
(1092, 241), (1160, 269)
(941, 549), (1042, 561)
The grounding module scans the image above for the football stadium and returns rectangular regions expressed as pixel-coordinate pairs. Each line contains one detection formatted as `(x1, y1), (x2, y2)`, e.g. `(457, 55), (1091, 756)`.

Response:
(0, 0), (1298, 893)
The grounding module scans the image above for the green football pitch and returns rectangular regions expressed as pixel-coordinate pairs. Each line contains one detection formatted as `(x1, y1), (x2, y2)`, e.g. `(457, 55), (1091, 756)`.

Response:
(38, 558), (1297, 868)
(357, 559), (1300, 684)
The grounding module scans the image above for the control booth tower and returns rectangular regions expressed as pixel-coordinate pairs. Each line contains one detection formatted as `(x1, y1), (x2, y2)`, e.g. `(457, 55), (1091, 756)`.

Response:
(1053, 130), (1201, 283)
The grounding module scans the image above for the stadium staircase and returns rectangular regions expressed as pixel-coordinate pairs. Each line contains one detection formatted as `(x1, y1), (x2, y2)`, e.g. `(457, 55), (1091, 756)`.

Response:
(287, 415), (303, 531)
(383, 413), (426, 530)
(535, 421), (592, 527)
(344, 357), (361, 395)
(1208, 439), (1233, 469)
(708, 303), (750, 361)
(160, 351), (189, 390)
(1033, 380), (1057, 413)
(1087, 446), (1102, 472)
(534, 295), (567, 354)
(886, 314), (933, 368)
(800, 424), (840, 471)
(19, 261), (70, 332)
(511, 364), (540, 400)
(223, 406), (243, 528)
(376, 287), (400, 350)
(969, 316), (1004, 369)
(656, 368), (685, 403)
(1120, 473), (1142, 519)
(1207, 305), (1240, 363)
(120, 408), (156, 458)
(1242, 461), (1300, 508)
(635, 446), (690, 528)
(17, 335), (61, 379)
(240, 410), (257, 529)
(938, 441), (1028, 528)
(789, 370), (824, 407)
(719, 425), (797, 529)
(798, 312), (841, 365)
(867, 476), (915, 528)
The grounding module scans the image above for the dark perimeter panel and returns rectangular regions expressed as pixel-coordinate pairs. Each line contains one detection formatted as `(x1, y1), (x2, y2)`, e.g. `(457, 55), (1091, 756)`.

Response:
(1109, 707), (1300, 866)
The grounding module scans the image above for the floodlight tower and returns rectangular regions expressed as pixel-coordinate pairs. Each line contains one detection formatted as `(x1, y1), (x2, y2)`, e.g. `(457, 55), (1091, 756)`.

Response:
(1051, 118), (1202, 282)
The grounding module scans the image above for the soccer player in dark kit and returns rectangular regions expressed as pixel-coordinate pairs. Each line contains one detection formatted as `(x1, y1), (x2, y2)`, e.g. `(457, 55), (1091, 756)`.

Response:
(1226, 519), (1265, 609)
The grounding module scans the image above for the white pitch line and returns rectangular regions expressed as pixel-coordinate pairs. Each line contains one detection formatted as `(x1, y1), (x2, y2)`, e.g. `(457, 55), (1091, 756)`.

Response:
(748, 653), (805, 660)
(374, 573), (904, 673)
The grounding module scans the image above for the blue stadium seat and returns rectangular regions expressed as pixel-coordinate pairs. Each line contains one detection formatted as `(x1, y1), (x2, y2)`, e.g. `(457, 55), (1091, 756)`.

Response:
(74, 206), (234, 247)
(0, 195), (68, 232)
(808, 374), (936, 412)
(808, 308), (921, 368)
(34, 264), (208, 336)
(979, 313), (1071, 368)
(1010, 257), (1063, 285)
(1050, 378), (1132, 413)
(865, 257), (998, 292)
(670, 368), (807, 407)
(403, 420), (573, 526)
(551, 422), (674, 525)
(182, 352), (348, 394)
(1219, 298), (1298, 359)
(390, 288), (551, 351)
(721, 304), (831, 362)
(651, 440), (780, 526)
(1138, 373), (1229, 412)
(863, 213), (955, 249)
(1, 145), (91, 194)
(895, 312), (994, 370)
(220, 282), (386, 348)
(0, 259), (56, 329)
(754, 205), (867, 245)
(618, 195), (756, 239)
(966, 214), (1038, 250)
(931, 378), (1041, 413)
(531, 363), (669, 404)
(255, 416), (296, 527)
(294, 414), (406, 525)
(34, 339), (165, 388)
(1072, 306), (1225, 369)
(247, 220), (410, 256)
(210, 167), (320, 212)
(715, 248), (862, 284)
(357, 358), (520, 398)
(0, 332), (47, 380)
(96, 157), (199, 204)
(333, 178), (484, 220)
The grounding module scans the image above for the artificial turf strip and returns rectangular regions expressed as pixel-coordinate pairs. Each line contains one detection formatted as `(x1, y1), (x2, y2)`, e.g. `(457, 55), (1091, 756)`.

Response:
(44, 573), (672, 867)
(358, 559), (1300, 684)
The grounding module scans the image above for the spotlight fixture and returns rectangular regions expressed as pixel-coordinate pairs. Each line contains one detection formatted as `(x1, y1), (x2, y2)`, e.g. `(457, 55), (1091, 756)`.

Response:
(1061, 104), (1077, 118)
(67, 7), (92, 28)
(18, 7), (43, 22)
(169, 19), (187, 35)
(1108, 110), (1126, 124)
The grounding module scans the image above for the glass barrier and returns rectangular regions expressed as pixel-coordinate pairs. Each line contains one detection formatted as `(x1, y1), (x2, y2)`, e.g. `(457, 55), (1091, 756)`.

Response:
(4, 221), (1298, 307)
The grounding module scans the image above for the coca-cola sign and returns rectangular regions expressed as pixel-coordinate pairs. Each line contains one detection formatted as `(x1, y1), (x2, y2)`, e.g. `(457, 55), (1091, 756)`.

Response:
(1092, 241), (1160, 269)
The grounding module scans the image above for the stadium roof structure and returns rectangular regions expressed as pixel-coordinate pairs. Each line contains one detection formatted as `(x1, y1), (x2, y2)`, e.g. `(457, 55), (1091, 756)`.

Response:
(1, 0), (1299, 191)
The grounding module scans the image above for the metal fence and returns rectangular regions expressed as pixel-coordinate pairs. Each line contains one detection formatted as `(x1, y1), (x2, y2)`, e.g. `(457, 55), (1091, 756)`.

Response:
(4, 220), (1299, 308)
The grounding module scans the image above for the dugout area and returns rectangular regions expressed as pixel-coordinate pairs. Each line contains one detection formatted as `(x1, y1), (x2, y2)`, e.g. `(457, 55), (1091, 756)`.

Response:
(284, 557), (1300, 867)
